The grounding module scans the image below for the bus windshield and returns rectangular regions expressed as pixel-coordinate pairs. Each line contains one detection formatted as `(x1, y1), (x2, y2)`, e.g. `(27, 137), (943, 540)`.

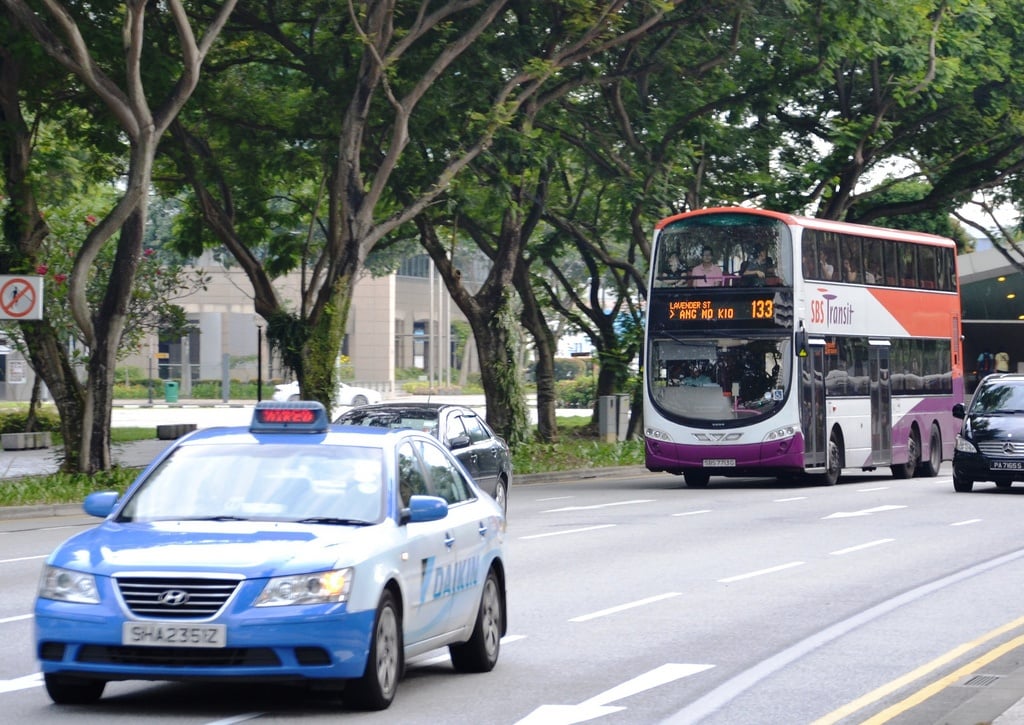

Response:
(648, 335), (792, 425)
(653, 214), (793, 289)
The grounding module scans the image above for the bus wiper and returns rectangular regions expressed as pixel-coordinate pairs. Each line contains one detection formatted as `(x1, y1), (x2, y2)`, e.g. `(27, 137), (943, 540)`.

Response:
(294, 516), (373, 526)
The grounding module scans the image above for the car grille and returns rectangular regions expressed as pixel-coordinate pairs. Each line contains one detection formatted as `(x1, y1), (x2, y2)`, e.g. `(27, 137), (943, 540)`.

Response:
(115, 576), (240, 619)
(76, 645), (280, 668)
(978, 441), (1024, 457)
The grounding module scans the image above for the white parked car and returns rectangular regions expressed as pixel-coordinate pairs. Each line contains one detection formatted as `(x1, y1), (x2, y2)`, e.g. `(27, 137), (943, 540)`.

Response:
(272, 380), (382, 407)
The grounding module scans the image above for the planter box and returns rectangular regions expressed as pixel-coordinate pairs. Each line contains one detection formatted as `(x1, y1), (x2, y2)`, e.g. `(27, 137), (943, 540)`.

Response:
(1, 431), (53, 450)
(156, 423), (197, 440)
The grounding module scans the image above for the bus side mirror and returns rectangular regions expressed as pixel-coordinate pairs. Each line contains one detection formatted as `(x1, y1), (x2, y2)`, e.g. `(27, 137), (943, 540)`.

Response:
(795, 329), (808, 358)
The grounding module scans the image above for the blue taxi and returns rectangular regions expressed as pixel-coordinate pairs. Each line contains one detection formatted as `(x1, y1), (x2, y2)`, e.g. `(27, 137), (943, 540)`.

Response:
(34, 401), (507, 710)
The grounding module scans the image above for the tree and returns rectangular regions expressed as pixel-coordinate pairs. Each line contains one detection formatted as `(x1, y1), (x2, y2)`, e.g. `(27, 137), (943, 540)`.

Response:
(1, 0), (236, 472)
(157, 0), (688, 445)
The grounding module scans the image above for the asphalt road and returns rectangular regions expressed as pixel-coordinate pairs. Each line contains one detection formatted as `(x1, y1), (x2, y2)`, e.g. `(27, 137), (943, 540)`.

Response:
(6, 464), (1024, 723)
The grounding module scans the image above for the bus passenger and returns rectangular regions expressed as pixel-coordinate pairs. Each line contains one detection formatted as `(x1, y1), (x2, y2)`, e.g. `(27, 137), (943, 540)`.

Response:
(818, 250), (835, 280)
(740, 245), (768, 286)
(661, 253), (688, 286)
(692, 245), (723, 287)
(841, 258), (859, 283)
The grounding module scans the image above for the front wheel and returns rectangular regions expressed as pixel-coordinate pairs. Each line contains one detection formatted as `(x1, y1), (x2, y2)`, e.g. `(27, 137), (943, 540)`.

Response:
(683, 471), (710, 488)
(347, 591), (402, 710)
(449, 568), (503, 673)
(44, 674), (105, 704)
(953, 471), (974, 493)
(816, 432), (841, 486)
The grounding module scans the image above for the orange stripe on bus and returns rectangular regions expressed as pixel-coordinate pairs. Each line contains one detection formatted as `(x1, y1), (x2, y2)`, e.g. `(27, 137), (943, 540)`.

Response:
(868, 288), (960, 337)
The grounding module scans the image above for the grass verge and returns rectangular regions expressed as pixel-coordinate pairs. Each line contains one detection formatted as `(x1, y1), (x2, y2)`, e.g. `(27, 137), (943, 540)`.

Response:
(1, 418), (644, 508)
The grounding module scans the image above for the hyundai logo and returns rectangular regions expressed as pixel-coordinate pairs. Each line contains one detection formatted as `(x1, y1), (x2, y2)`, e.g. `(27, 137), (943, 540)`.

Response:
(157, 589), (190, 607)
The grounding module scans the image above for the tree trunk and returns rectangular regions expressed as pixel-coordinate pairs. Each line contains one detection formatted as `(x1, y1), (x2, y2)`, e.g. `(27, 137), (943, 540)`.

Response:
(515, 257), (558, 442)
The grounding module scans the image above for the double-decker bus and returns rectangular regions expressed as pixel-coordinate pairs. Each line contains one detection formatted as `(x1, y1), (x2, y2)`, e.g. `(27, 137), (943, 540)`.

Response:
(643, 207), (962, 487)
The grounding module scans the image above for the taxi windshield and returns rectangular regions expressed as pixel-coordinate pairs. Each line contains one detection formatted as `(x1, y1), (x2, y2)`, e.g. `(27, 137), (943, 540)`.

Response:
(118, 444), (386, 524)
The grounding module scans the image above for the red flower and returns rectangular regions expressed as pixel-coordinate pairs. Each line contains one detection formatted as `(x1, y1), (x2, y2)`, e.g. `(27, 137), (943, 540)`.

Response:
(54, 273), (67, 284)
(143, 248), (155, 257)
(85, 214), (97, 225)
(36, 264), (48, 275)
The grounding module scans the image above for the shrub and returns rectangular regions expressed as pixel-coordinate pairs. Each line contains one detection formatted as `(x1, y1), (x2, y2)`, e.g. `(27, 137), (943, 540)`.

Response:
(0, 407), (62, 434)
(556, 375), (597, 408)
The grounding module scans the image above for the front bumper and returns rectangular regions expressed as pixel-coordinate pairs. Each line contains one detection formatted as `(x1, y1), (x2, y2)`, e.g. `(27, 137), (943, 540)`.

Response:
(35, 596), (376, 683)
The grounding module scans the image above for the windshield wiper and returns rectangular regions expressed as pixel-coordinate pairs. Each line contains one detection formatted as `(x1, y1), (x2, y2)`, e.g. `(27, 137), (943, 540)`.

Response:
(294, 517), (373, 526)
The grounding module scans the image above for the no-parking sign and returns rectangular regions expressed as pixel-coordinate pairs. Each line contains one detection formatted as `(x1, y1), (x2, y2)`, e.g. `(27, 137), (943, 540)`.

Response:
(0, 276), (44, 320)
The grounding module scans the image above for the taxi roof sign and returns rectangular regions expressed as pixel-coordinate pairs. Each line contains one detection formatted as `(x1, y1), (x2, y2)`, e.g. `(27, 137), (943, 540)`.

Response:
(251, 401), (329, 433)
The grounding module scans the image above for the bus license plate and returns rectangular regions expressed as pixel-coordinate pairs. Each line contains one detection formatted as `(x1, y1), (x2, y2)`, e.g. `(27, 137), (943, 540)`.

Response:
(122, 622), (227, 648)
(702, 458), (735, 467)
(991, 460), (1024, 471)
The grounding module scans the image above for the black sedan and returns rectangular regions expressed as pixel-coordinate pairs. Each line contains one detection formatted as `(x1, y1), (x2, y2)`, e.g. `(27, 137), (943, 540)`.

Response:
(335, 402), (512, 513)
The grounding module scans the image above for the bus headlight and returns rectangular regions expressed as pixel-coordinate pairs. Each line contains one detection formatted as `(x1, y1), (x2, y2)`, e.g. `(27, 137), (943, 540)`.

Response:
(645, 426), (673, 442)
(764, 425), (799, 442)
(954, 435), (978, 454)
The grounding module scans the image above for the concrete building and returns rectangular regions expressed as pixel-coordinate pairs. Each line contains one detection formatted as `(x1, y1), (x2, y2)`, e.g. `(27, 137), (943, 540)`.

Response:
(958, 244), (1024, 389)
(0, 253), (479, 402)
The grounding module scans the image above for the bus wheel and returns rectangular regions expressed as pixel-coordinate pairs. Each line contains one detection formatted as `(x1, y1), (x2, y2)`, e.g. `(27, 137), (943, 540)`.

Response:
(916, 424), (941, 478)
(683, 471), (710, 488)
(819, 434), (841, 486)
(891, 430), (920, 479)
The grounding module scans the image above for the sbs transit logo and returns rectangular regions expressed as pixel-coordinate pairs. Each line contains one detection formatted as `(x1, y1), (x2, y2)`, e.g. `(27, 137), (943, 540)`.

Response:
(809, 287), (854, 328)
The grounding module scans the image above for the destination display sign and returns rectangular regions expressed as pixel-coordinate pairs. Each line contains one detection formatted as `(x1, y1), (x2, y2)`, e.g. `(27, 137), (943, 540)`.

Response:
(649, 289), (793, 331)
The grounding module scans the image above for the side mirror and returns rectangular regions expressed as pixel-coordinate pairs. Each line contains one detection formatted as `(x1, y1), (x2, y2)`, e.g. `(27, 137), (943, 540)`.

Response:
(448, 434), (471, 450)
(952, 403), (965, 420)
(84, 491), (120, 518)
(404, 494), (448, 523)
(795, 329), (808, 358)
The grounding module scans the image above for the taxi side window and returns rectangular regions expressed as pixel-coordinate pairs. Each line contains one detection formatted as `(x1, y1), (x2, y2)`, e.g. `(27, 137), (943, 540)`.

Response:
(418, 439), (472, 504)
(397, 442), (428, 507)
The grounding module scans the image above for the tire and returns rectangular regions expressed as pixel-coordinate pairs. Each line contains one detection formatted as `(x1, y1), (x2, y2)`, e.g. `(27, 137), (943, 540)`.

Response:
(683, 471), (710, 488)
(916, 424), (942, 478)
(351, 395), (368, 406)
(449, 569), (503, 673)
(818, 433), (841, 486)
(44, 674), (105, 704)
(347, 591), (402, 710)
(891, 429), (920, 480)
(953, 471), (974, 492)
(492, 478), (508, 516)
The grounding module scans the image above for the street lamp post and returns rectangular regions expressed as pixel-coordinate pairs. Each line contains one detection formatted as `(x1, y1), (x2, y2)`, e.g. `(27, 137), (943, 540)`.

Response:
(257, 324), (263, 402)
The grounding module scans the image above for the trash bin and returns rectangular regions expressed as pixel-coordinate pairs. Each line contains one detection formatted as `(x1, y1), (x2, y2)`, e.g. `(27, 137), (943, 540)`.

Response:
(164, 380), (179, 403)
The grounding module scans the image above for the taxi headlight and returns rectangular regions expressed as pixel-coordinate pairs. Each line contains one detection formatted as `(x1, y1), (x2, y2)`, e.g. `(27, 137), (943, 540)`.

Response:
(954, 435), (978, 454)
(255, 568), (353, 607)
(38, 565), (100, 604)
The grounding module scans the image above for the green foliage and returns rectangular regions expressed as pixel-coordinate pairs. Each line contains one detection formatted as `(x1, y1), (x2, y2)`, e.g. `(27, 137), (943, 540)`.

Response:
(555, 375), (597, 408)
(0, 468), (138, 507)
(0, 408), (62, 434)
